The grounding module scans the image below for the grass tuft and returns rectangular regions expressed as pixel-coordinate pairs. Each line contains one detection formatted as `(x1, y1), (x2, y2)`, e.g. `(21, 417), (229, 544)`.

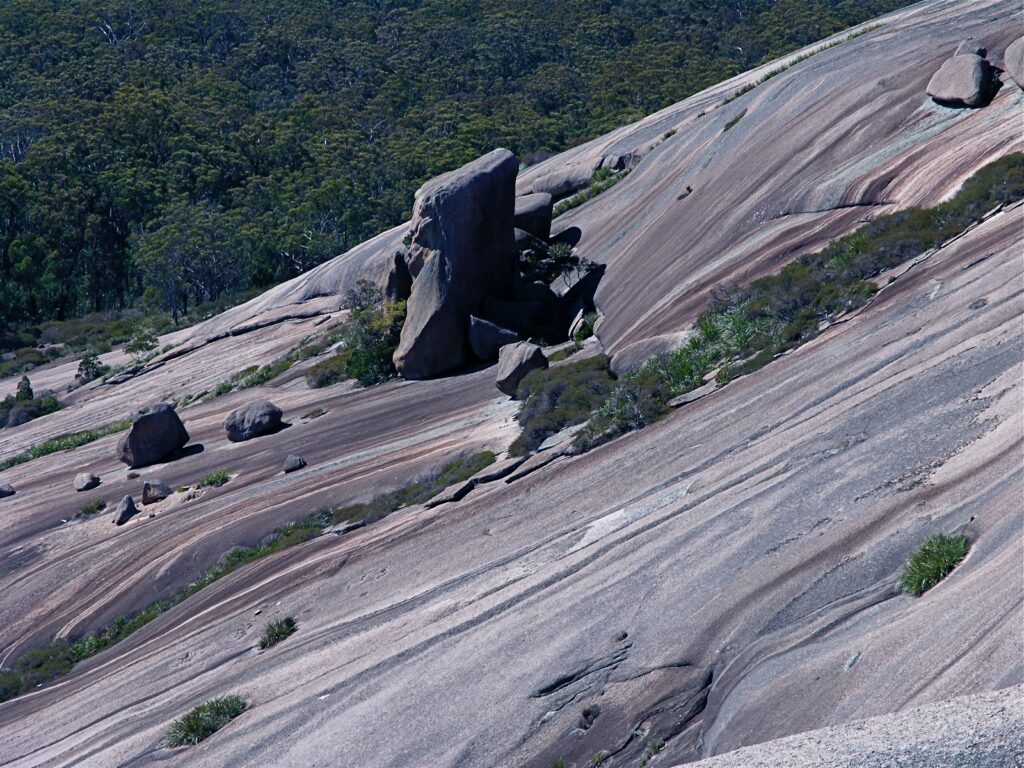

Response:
(164, 695), (248, 747)
(0, 419), (131, 472)
(258, 617), (298, 649)
(901, 534), (968, 596)
(77, 499), (107, 517)
(198, 470), (230, 488)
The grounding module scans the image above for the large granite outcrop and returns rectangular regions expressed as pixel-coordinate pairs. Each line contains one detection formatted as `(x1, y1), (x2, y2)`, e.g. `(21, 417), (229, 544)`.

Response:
(1004, 37), (1024, 88)
(116, 404), (189, 468)
(394, 149), (520, 378)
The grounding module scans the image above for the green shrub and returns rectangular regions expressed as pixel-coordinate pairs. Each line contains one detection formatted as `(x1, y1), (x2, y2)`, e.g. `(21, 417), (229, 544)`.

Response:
(258, 617), (298, 649)
(553, 168), (630, 217)
(0, 419), (131, 471)
(198, 470), (230, 488)
(723, 108), (746, 131)
(0, 670), (21, 702)
(901, 534), (969, 596)
(76, 352), (110, 384)
(573, 312), (598, 343)
(164, 695), (248, 747)
(77, 499), (107, 517)
(510, 357), (617, 455)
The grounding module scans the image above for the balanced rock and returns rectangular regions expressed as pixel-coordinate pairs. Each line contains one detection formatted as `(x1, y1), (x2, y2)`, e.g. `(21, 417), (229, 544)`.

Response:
(926, 53), (992, 107)
(1004, 37), (1024, 88)
(514, 193), (554, 241)
(0, 484), (14, 499)
(141, 481), (172, 505)
(283, 454), (307, 473)
(74, 473), (100, 492)
(469, 316), (519, 361)
(116, 404), (189, 468)
(224, 400), (283, 442)
(394, 149), (519, 379)
(112, 495), (139, 526)
(495, 342), (548, 397)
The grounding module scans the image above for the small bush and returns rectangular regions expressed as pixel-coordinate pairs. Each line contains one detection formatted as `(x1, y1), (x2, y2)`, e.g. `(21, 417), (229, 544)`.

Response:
(723, 108), (746, 131)
(164, 695), (248, 747)
(198, 470), (230, 488)
(77, 499), (107, 517)
(76, 352), (110, 384)
(901, 534), (968, 596)
(258, 617), (298, 649)
(573, 312), (598, 343)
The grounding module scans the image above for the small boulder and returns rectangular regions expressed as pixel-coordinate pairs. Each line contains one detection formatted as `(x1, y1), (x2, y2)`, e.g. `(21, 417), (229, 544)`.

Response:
(74, 473), (100, 492)
(116, 404), (189, 468)
(926, 53), (993, 107)
(514, 227), (548, 253)
(283, 454), (307, 473)
(469, 316), (520, 361)
(0, 484), (14, 499)
(954, 39), (986, 57)
(496, 342), (548, 397)
(224, 400), (283, 442)
(141, 481), (172, 505)
(514, 193), (554, 241)
(112, 495), (139, 526)
(1004, 37), (1024, 88)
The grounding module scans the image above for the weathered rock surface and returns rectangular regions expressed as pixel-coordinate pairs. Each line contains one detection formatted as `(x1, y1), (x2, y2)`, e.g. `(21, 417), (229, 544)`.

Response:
(514, 193), (554, 241)
(1004, 36), (1024, 87)
(394, 149), (520, 379)
(141, 482), (172, 505)
(495, 341), (548, 396)
(468, 316), (519, 361)
(955, 39), (986, 57)
(926, 53), (992, 107)
(74, 473), (100, 492)
(0, 483), (14, 499)
(111, 495), (139, 525)
(224, 400), (283, 442)
(378, 250), (413, 302)
(116, 404), (189, 468)
(282, 454), (307, 473)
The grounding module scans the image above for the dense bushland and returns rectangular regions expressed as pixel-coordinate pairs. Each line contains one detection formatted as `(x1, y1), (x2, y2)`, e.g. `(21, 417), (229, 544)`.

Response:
(0, 0), (908, 347)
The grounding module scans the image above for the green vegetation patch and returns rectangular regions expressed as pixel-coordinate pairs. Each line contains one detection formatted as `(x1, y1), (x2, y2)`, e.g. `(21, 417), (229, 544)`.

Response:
(901, 534), (969, 596)
(306, 281), (406, 388)
(510, 357), (617, 455)
(553, 168), (630, 217)
(0, 418), (132, 472)
(164, 695), (249, 747)
(77, 499), (107, 517)
(258, 617), (298, 649)
(198, 470), (231, 488)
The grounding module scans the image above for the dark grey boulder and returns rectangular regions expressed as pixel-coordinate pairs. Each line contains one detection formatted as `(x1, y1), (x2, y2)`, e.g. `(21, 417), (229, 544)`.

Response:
(224, 400), (283, 442)
(1004, 37), (1024, 88)
(0, 484), (14, 499)
(112, 495), (139, 525)
(514, 193), (554, 241)
(926, 53), (992, 107)
(514, 227), (548, 253)
(116, 404), (189, 468)
(394, 149), (520, 379)
(481, 294), (567, 345)
(469, 316), (520, 361)
(141, 481), (172, 505)
(283, 454), (307, 473)
(379, 250), (413, 303)
(496, 342), (548, 397)
(74, 473), (100, 492)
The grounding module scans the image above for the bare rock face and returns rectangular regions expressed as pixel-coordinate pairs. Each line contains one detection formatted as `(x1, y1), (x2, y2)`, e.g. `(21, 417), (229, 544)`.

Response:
(469, 315), (520, 361)
(224, 400), (283, 442)
(394, 149), (520, 379)
(141, 481), (172, 505)
(379, 250), (413, 303)
(0, 484), (14, 499)
(112, 495), (139, 526)
(495, 342), (548, 397)
(116, 404), (189, 468)
(926, 52), (992, 107)
(1004, 37), (1024, 88)
(514, 193), (554, 241)
(74, 473), (100, 492)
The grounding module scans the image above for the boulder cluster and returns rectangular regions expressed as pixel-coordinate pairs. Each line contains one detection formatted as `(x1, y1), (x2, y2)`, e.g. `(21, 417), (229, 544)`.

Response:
(925, 38), (1014, 107)
(389, 148), (599, 380)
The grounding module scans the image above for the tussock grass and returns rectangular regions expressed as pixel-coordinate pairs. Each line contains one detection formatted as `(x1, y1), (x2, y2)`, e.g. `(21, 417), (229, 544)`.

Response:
(258, 617), (298, 649)
(198, 470), (230, 488)
(164, 695), (248, 747)
(901, 534), (968, 596)
(0, 419), (131, 472)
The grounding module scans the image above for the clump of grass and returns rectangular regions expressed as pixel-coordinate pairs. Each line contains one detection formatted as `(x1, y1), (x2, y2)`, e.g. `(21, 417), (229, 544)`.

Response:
(198, 470), (230, 488)
(579, 703), (601, 729)
(510, 357), (617, 455)
(0, 418), (132, 471)
(164, 695), (248, 747)
(553, 167), (630, 217)
(258, 617), (298, 649)
(901, 534), (968, 596)
(77, 499), (107, 517)
(723, 108), (746, 131)
(302, 407), (326, 420)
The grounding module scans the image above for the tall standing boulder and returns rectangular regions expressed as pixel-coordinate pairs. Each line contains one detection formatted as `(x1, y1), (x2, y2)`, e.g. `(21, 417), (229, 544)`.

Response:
(116, 404), (189, 468)
(1004, 37), (1024, 89)
(224, 400), (283, 442)
(112, 495), (139, 526)
(394, 149), (520, 379)
(926, 48), (993, 107)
